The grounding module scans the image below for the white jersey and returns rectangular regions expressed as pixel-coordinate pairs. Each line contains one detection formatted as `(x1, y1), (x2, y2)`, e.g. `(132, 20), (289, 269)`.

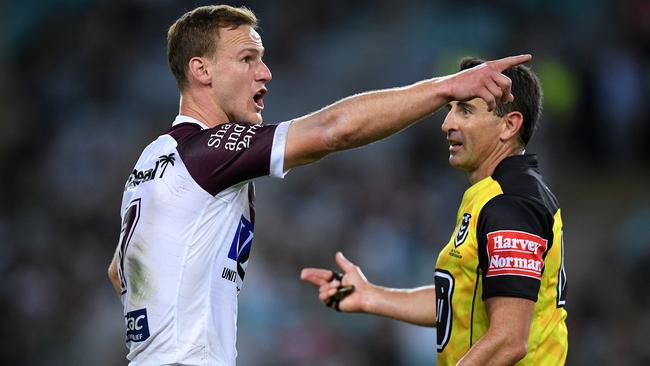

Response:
(116, 115), (290, 365)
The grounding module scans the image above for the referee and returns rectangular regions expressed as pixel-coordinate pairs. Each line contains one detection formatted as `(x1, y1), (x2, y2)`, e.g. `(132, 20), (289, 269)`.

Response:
(302, 57), (567, 365)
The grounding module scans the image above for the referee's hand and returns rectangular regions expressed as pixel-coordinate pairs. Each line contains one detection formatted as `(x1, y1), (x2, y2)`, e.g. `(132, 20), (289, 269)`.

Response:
(300, 252), (370, 313)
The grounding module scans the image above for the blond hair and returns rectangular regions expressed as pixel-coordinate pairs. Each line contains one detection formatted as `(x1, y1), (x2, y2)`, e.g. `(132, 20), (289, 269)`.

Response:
(167, 5), (258, 89)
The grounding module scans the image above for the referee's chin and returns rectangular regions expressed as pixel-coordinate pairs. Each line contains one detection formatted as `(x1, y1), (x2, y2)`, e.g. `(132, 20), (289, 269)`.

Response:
(448, 155), (461, 169)
(447, 156), (473, 174)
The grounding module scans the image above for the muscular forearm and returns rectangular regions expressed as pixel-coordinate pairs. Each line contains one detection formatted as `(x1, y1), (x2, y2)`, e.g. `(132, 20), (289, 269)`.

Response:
(363, 284), (437, 327)
(316, 78), (450, 150)
(285, 78), (451, 168)
(457, 330), (527, 366)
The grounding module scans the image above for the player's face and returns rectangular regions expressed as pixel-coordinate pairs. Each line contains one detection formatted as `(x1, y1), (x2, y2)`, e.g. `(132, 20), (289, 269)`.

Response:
(210, 25), (271, 124)
(441, 99), (503, 173)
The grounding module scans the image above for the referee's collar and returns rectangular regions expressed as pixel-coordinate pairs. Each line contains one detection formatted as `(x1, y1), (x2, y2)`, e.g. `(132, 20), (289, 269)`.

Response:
(172, 115), (210, 130)
(493, 153), (539, 176)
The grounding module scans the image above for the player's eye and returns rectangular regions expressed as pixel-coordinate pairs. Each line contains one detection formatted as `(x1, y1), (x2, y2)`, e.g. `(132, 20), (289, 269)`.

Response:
(242, 56), (251, 64)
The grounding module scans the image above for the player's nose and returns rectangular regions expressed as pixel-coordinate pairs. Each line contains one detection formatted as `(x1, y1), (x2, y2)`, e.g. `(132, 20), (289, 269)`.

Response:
(257, 61), (272, 82)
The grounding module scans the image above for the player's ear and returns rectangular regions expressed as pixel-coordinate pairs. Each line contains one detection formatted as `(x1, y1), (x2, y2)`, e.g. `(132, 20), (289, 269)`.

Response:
(500, 111), (523, 143)
(188, 57), (212, 86)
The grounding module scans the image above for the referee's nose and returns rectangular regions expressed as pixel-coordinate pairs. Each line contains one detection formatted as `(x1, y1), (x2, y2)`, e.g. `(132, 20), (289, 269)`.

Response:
(441, 106), (457, 134)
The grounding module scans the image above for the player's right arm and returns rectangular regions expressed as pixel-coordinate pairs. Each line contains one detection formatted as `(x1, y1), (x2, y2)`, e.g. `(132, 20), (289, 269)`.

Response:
(283, 54), (531, 169)
(300, 252), (437, 327)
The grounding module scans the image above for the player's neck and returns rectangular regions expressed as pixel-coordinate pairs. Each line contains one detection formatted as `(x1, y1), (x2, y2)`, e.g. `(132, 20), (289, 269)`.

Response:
(467, 144), (524, 185)
(179, 90), (229, 129)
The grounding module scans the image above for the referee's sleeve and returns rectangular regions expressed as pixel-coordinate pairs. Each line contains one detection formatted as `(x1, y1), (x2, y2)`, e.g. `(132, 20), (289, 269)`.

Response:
(477, 194), (554, 302)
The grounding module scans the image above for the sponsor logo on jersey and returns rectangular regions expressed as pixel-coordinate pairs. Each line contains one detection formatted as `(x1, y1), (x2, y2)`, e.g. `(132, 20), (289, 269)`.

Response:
(221, 267), (238, 283)
(224, 215), (254, 291)
(454, 213), (471, 247)
(125, 308), (150, 343)
(486, 230), (548, 280)
(207, 123), (261, 151)
(125, 153), (176, 190)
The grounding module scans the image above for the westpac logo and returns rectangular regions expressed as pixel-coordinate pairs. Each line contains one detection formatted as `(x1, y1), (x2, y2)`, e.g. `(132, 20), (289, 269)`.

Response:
(125, 153), (176, 190)
(125, 308), (150, 343)
(226, 215), (254, 283)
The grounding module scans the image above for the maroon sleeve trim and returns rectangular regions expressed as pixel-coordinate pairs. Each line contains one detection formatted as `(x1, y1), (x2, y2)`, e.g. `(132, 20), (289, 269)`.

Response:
(167, 122), (279, 195)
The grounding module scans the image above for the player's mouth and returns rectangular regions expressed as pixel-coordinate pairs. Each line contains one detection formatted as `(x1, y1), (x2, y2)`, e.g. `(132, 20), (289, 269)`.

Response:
(253, 88), (267, 111)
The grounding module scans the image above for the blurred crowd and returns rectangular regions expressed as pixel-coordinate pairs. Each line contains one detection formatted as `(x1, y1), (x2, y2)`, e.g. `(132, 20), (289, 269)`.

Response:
(1, 0), (649, 365)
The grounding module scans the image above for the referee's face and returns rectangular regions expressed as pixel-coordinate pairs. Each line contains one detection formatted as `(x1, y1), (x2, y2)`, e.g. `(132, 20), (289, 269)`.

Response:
(442, 98), (503, 174)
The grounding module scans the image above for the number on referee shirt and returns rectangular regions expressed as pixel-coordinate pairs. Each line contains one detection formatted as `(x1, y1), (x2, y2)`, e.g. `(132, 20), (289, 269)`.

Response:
(435, 269), (455, 352)
(117, 199), (141, 295)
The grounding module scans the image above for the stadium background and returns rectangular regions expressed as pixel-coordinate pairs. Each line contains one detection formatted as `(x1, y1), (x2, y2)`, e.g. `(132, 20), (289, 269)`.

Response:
(1, 0), (649, 365)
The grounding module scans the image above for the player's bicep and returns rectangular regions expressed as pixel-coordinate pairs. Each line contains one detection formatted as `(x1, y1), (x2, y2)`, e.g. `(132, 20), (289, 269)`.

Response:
(283, 115), (334, 170)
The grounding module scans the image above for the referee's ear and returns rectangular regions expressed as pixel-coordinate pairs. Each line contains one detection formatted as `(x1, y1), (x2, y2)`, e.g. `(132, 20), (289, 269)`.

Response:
(499, 111), (524, 145)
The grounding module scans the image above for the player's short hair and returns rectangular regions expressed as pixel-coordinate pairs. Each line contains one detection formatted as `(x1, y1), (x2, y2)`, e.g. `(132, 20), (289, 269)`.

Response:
(167, 5), (258, 90)
(459, 57), (543, 147)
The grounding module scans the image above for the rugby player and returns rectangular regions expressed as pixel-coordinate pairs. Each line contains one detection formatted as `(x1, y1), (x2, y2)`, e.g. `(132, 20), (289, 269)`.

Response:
(107, 5), (531, 365)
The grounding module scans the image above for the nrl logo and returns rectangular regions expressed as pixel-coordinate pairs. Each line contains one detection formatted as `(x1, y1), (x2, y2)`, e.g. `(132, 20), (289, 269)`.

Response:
(454, 213), (471, 247)
(125, 153), (176, 190)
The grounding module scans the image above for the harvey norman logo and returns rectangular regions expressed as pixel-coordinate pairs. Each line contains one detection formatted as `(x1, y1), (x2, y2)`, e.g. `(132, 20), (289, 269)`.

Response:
(486, 230), (548, 280)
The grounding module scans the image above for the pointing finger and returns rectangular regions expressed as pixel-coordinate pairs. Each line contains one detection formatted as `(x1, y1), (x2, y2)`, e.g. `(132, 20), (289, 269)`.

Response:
(488, 54), (532, 72)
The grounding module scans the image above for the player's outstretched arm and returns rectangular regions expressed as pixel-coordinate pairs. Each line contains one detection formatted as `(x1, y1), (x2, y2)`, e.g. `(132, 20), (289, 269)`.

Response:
(300, 252), (437, 327)
(283, 54), (532, 169)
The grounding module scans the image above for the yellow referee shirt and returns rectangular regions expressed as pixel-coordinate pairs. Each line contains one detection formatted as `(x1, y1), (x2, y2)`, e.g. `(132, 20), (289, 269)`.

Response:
(435, 154), (568, 365)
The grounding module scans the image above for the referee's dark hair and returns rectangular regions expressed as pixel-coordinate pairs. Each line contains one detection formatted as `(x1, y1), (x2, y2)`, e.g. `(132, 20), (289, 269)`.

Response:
(459, 57), (543, 147)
